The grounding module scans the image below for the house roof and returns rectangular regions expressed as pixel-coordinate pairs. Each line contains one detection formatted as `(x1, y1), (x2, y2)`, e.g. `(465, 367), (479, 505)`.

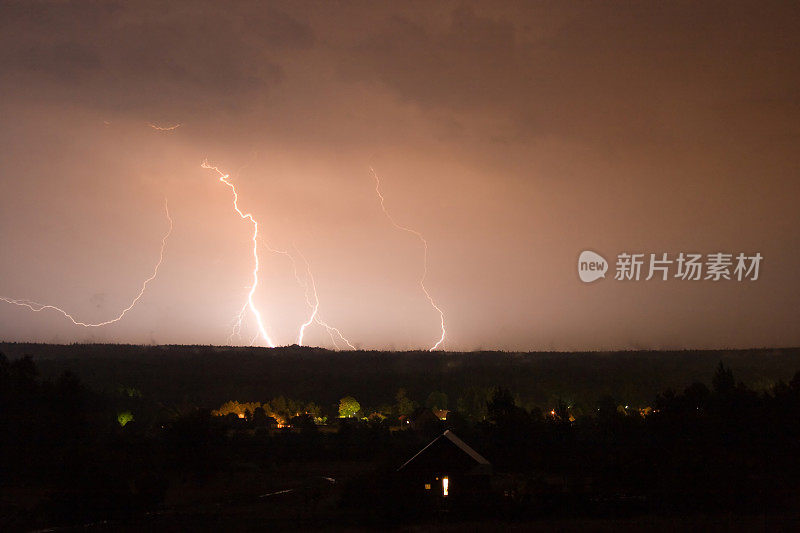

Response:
(397, 429), (491, 472)
(443, 430), (490, 465)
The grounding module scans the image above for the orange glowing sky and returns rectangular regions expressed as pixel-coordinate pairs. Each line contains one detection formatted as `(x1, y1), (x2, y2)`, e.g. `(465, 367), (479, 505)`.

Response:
(0, 1), (798, 350)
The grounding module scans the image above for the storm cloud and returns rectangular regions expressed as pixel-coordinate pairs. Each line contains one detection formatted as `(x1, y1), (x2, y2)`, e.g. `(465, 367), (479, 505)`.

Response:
(1, 1), (798, 350)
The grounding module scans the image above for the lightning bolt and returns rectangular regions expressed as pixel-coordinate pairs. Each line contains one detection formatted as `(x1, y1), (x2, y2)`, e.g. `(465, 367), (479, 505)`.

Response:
(292, 247), (319, 346)
(148, 123), (181, 131)
(370, 167), (446, 351)
(294, 247), (356, 349)
(227, 301), (251, 345)
(261, 239), (355, 350)
(0, 199), (173, 328)
(202, 160), (276, 348)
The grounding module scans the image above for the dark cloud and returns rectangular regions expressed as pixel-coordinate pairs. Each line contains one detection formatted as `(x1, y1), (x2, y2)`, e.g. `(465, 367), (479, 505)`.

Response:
(0, 1), (798, 349)
(342, 5), (518, 109)
(4, 1), (798, 145)
(337, 2), (800, 145)
(0, 0), (313, 113)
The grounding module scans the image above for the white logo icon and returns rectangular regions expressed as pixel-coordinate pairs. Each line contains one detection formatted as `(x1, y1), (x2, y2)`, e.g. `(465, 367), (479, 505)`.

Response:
(578, 250), (608, 282)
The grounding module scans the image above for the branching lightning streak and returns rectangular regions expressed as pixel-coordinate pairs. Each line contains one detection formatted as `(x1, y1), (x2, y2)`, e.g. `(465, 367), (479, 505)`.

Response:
(370, 167), (446, 351)
(314, 314), (355, 350)
(294, 247), (320, 346)
(148, 123), (181, 131)
(260, 239), (355, 350)
(202, 160), (276, 348)
(227, 301), (250, 345)
(0, 199), (173, 327)
(294, 247), (356, 349)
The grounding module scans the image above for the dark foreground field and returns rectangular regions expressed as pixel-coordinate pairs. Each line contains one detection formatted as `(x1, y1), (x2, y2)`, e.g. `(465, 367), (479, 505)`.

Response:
(3, 344), (800, 531)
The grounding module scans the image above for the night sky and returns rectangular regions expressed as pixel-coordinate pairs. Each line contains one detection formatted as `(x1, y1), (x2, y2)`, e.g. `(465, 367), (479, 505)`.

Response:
(1, 1), (798, 350)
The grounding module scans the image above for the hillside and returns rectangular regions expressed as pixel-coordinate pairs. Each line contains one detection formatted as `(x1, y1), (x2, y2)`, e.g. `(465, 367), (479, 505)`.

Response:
(2, 343), (799, 411)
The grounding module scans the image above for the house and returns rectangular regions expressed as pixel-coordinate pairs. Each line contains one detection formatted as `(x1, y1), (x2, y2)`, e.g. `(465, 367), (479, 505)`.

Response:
(396, 430), (492, 503)
(408, 407), (451, 431)
(409, 408), (442, 431)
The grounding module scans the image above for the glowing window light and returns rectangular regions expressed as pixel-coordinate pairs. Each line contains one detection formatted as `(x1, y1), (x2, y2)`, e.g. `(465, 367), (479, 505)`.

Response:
(442, 476), (449, 497)
(424, 483), (431, 490)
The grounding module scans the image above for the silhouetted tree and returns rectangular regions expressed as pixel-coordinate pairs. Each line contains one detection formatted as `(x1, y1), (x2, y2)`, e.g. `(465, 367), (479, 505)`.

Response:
(683, 382), (710, 411)
(457, 387), (492, 422)
(425, 390), (448, 410)
(554, 398), (570, 422)
(596, 394), (622, 423)
(712, 361), (735, 395)
(394, 388), (413, 416)
(253, 406), (268, 427)
(486, 387), (517, 423)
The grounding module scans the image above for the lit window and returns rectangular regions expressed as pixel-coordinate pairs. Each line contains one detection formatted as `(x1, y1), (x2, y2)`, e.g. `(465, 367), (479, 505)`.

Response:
(442, 476), (449, 497)
(424, 483), (431, 490)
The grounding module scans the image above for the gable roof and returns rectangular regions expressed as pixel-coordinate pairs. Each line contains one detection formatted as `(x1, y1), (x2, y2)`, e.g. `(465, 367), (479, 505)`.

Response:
(443, 430), (490, 465)
(397, 430), (491, 472)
